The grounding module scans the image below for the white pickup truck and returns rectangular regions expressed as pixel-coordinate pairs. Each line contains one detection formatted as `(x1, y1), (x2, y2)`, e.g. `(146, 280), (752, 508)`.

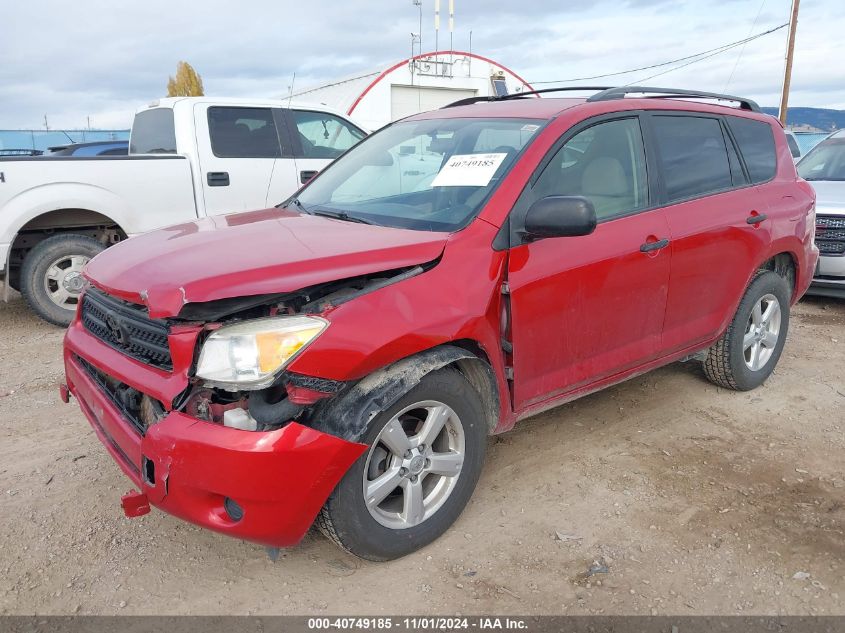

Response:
(0, 97), (366, 325)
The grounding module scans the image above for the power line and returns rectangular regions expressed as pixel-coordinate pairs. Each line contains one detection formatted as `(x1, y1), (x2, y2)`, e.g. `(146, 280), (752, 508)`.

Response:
(627, 23), (788, 85)
(724, 0), (769, 91)
(530, 23), (788, 85)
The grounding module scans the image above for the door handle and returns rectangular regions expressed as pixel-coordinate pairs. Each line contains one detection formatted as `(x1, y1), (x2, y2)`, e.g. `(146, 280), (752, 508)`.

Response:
(300, 170), (319, 184)
(746, 213), (768, 225)
(207, 171), (230, 187)
(640, 238), (670, 253)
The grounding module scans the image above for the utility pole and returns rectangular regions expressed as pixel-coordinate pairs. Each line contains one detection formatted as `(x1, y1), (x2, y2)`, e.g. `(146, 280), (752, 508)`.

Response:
(778, 0), (800, 126)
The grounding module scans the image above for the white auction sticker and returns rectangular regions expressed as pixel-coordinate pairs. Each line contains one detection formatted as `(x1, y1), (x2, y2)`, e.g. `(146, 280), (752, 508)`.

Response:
(431, 153), (508, 187)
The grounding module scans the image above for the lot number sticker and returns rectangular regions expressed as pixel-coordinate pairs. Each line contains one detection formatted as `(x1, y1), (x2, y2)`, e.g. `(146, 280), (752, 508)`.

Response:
(431, 153), (507, 187)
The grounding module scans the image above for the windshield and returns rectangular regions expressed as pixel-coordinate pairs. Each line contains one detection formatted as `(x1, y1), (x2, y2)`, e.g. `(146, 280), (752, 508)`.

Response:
(798, 138), (845, 181)
(292, 117), (544, 231)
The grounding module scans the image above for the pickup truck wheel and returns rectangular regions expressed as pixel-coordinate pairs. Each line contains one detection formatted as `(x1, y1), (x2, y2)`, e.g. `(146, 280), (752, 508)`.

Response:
(20, 234), (104, 327)
(317, 368), (487, 561)
(703, 270), (790, 391)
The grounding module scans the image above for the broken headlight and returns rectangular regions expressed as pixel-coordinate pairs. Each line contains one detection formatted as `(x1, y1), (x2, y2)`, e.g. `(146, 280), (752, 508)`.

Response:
(196, 316), (328, 389)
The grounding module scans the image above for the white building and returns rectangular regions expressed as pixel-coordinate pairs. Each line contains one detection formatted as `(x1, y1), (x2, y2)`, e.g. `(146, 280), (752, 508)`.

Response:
(291, 50), (534, 131)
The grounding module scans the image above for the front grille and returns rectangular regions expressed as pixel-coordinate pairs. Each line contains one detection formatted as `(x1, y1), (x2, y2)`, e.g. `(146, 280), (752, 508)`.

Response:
(817, 215), (845, 229)
(76, 355), (148, 436)
(818, 229), (845, 241)
(816, 215), (845, 257)
(818, 241), (845, 255)
(81, 288), (173, 370)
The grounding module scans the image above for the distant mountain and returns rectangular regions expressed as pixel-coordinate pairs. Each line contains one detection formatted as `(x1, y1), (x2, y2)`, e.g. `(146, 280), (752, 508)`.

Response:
(760, 107), (844, 132)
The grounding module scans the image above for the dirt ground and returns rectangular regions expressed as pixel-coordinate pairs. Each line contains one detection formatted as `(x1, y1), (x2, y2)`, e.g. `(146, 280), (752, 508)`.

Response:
(0, 290), (842, 616)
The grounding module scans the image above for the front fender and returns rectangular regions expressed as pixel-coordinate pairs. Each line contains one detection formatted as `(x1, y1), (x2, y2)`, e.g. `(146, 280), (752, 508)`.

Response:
(309, 345), (478, 443)
(288, 221), (507, 381)
(287, 220), (514, 431)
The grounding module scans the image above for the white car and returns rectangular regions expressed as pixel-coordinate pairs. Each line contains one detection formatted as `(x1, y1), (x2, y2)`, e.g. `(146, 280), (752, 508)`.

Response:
(0, 97), (366, 324)
(798, 130), (845, 298)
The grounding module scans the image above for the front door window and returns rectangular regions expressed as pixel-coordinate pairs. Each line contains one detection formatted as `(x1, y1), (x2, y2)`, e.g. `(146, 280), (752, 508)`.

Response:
(532, 117), (649, 220)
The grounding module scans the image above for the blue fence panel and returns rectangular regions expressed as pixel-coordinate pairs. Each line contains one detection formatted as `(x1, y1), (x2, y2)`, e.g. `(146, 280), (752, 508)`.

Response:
(0, 130), (130, 152)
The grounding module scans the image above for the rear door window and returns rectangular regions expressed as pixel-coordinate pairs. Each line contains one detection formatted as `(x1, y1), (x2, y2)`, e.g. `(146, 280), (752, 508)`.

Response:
(651, 116), (733, 203)
(130, 108), (177, 154)
(289, 110), (365, 159)
(208, 107), (282, 158)
(726, 116), (777, 182)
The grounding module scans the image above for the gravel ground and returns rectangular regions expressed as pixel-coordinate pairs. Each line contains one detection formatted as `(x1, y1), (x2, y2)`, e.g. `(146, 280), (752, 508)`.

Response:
(0, 290), (842, 616)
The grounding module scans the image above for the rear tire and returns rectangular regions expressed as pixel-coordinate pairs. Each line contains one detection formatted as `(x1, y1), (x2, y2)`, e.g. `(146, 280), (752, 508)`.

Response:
(20, 234), (104, 327)
(318, 368), (487, 561)
(703, 270), (790, 391)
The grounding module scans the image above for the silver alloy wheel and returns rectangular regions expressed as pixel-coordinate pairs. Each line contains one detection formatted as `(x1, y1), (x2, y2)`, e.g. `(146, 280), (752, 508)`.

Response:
(743, 293), (782, 371)
(363, 400), (465, 530)
(43, 254), (89, 309)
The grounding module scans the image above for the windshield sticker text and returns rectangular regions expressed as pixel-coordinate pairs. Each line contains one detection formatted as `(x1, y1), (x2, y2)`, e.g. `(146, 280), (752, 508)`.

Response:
(431, 153), (508, 187)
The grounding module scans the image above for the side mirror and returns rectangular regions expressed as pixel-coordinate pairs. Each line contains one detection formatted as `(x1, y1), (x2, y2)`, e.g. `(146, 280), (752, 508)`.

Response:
(523, 196), (597, 240)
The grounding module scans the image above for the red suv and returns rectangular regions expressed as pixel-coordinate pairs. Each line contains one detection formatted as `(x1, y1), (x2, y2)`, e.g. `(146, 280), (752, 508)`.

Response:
(63, 87), (819, 561)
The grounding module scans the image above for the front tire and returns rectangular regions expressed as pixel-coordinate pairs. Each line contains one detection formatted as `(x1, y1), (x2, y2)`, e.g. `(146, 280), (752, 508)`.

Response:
(20, 234), (104, 327)
(703, 270), (790, 391)
(318, 368), (488, 561)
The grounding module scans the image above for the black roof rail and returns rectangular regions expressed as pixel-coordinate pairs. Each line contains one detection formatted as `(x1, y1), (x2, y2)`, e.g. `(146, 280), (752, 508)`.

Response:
(443, 85), (761, 112)
(587, 86), (761, 112)
(443, 86), (614, 108)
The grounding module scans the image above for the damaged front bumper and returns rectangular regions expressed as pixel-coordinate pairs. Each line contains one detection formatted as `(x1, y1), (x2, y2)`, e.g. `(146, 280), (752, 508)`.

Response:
(63, 321), (367, 548)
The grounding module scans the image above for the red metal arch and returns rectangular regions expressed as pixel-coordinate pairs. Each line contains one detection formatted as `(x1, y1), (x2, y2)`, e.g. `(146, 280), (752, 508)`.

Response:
(347, 50), (535, 116)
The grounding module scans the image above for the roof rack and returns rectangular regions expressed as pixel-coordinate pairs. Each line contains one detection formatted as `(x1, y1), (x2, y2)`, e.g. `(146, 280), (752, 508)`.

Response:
(443, 86), (613, 108)
(587, 86), (760, 112)
(443, 85), (760, 112)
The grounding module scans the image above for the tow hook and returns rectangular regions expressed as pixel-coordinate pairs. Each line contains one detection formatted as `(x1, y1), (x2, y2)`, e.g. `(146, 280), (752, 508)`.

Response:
(121, 489), (151, 518)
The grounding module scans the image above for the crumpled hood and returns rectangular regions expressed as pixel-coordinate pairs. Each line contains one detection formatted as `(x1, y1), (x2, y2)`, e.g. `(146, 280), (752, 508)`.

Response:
(84, 207), (448, 318)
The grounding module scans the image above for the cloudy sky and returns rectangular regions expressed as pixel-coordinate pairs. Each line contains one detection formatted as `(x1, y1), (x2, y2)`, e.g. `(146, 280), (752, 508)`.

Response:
(1, 0), (842, 130)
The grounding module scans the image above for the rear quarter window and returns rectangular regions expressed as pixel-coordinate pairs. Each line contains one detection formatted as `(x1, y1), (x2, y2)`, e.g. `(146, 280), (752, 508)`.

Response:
(130, 108), (177, 154)
(726, 116), (777, 183)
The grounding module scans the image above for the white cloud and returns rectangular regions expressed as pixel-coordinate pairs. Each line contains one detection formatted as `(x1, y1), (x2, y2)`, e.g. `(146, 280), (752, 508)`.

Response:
(0, 0), (841, 129)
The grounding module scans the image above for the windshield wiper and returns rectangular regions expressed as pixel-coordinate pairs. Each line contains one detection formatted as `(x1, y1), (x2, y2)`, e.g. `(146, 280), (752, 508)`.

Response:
(280, 200), (377, 225)
(311, 209), (375, 225)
